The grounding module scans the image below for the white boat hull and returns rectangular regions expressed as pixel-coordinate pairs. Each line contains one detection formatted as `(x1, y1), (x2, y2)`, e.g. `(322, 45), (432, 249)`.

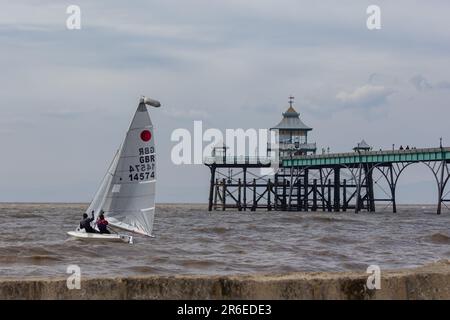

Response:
(67, 231), (133, 244)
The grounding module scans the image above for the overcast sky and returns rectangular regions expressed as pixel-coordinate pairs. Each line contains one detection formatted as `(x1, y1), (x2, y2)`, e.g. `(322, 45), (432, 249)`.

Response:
(1, 1), (450, 204)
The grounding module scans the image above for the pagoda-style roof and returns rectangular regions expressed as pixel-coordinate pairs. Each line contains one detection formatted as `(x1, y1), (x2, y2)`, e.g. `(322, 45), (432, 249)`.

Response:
(353, 139), (371, 151)
(270, 106), (312, 131)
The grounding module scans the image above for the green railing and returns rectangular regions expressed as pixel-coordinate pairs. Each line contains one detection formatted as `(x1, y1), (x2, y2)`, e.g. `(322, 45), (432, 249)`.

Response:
(283, 147), (450, 167)
(204, 156), (274, 165)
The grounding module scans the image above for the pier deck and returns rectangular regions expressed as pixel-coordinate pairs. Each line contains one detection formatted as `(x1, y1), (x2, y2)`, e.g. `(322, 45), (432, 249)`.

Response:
(284, 147), (450, 167)
(205, 147), (450, 214)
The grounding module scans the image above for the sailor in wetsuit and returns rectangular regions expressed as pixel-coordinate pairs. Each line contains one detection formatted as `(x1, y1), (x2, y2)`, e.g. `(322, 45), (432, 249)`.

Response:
(79, 211), (97, 233)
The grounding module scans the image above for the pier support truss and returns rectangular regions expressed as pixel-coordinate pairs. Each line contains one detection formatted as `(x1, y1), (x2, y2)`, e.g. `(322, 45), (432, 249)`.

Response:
(207, 165), (276, 211)
(206, 148), (450, 214)
(206, 165), (378, 212)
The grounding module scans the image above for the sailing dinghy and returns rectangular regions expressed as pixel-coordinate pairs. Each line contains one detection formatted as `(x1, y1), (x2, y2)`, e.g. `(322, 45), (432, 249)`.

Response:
(68, 96), (161, 243)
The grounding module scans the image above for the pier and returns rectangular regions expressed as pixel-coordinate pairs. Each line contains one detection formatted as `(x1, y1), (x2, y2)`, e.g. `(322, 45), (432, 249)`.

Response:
(204, 99), (450, 214)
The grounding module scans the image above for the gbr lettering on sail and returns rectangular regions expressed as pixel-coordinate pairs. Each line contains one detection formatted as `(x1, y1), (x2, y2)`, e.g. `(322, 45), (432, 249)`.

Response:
(128, 130), (155, 181)
(128, 145), (155, 181)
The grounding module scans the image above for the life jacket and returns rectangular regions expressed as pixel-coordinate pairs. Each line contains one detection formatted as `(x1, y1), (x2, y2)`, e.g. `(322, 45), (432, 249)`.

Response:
(97, 218), (109, 228)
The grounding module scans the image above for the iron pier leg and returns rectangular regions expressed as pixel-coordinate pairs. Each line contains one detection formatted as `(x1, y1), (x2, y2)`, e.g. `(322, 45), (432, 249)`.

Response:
(208, 165), (216, 211)
(213, 178), (218, 210)
(320, 169), (326, 211)
(297, 174), (301, 211)
(287, 167), (294, 211)
(366, 164), (375, 212)
(370, 168), (375, 212)
(304, 169), (309, 211)
(274, 174), (278, 211)
(389, 164), (397, 213)
(343, 179), (347, 211)
(437, 160), (446, 215)
(267, 179), (272, 211)
(312, 179), (318, 211)
(327, 179), (332, 212)
(243, 167), (247, 211)
(238, 178), (242, 211)
(252, 178), (257, 211)
(355, 164), (362, 213)
(222, 178), (226, 211)
(334, 167), (340, 212)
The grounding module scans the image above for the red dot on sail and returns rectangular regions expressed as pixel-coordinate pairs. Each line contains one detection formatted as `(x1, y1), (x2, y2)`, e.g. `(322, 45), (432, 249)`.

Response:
(140, 130), (151, 142)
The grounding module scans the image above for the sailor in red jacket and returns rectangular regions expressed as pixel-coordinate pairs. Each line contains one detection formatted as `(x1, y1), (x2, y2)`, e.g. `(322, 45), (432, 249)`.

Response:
(96, 212), (111, 234)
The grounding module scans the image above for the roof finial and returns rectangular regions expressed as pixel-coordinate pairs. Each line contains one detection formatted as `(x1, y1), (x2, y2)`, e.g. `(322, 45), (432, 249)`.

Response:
(289, 95), (295, 108)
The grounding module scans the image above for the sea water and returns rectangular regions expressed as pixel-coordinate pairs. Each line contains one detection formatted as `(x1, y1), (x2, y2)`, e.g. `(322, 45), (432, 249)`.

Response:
(0, 203), (449, 278)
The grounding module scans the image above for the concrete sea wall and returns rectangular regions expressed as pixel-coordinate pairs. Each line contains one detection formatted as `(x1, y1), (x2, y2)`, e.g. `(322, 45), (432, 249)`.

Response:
(1, 260), (449, 299)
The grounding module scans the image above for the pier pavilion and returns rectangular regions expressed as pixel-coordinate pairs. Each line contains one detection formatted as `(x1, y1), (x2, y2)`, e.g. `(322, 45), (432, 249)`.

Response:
(270, 96), (316, 157)
(204, 99), (450, 214)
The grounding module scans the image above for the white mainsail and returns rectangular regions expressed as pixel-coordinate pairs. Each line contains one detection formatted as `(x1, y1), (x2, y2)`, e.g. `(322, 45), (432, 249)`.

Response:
(86, 97), (159, 237)
(85, 147), (121, 218)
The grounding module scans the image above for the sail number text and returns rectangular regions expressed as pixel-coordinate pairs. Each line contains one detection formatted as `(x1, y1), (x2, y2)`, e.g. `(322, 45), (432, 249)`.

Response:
(128, 147), (155, 181)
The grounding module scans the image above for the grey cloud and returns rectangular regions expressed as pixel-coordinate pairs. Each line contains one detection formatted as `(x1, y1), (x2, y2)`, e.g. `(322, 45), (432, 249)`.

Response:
(336, 85), (395, 108)
(241, 102), (283, 114)
(435, 81), (450, 90)
(1, 1), (450, 203)
(410, 75), (433, 91)
(368, 73), (400, 87)
(40, 109), (85, 119)
(161, 107), (210, 120)
(301, 83), (395, 121)
(410, 75), (450, 92)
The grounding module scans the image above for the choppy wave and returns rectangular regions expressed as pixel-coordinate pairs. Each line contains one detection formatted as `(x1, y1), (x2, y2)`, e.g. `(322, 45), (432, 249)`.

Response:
(423, 233), (450, 244)
(193, 226), (231, 234)
(0, 203), (450, 278)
